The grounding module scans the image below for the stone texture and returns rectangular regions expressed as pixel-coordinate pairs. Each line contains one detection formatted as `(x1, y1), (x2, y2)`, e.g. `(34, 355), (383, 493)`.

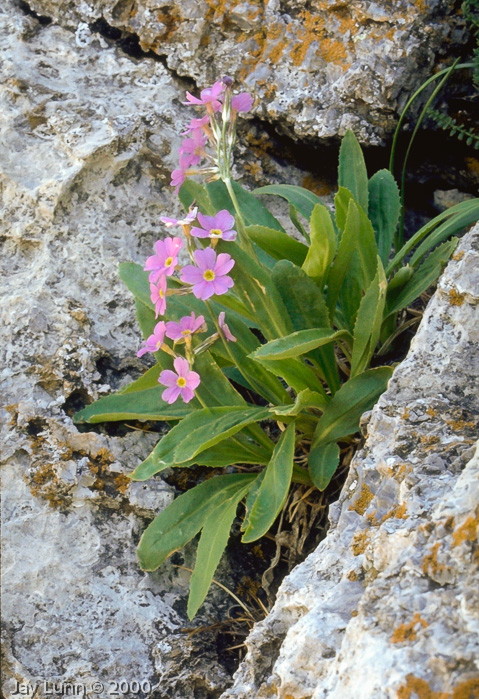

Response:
(221, 225), (479, 699)
(0, 3), (234, 697)
(24, 0), (468, 145)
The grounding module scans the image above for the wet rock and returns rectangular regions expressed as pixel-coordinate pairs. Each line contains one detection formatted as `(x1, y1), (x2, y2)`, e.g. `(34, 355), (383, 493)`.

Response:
(221, 225), (479, 698)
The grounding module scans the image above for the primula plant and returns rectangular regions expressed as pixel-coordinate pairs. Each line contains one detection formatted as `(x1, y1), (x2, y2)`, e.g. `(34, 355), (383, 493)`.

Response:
(75, 77), (479, 619)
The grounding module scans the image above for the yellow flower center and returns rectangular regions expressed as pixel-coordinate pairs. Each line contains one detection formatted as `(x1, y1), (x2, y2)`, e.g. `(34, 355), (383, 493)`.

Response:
(159, 289), (165, 298)
(203, 269), (215, 281)
(209, 228), (223, 238)
(165, 256), (173, 267)
(156, 340), (163, 349)
(181, 329), (191, 336)
(177, 377), (187, 387)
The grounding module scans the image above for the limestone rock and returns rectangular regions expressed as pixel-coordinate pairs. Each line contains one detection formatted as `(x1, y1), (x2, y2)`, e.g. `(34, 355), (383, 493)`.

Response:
(221, 225), (479, 698)
(23, 0), (468, 144)
(0, 3), (231, 696)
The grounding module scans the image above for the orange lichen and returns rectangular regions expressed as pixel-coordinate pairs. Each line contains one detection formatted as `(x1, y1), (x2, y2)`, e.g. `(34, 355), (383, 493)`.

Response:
(451, 678), (479, 699)
(465, 157), (479, 176)
(351, 530), (369, 556)
(301, 175), (333, 196)
(452, 514), (478, 547)
(397, 675), (448, 699)
(319, 38), (349, 66)
(391, 613), (428, 643)
(422, 541), (452, 579)
(448, 289), (465, 306)
(349, 483), (374, 515)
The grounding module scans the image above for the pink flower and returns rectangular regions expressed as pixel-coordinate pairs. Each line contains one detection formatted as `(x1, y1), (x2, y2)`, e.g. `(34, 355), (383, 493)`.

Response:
(181, 115), (210, 135)
(165, 312), (206, 342)
(137, 321), (167, 357)
(170, 154), (193, 193)
(150, 276), (167, 317)
(159, 356), (201, 404)
(218, 312), (237, 342)
(232, 92), (254, 113)
(179, 130), (207, 167)
(180, 247), (235, 300)
(183, 81), (225, 112)
(160, 207), (198, 228)
(144, 237), (183, 282)
(191, 210), (237, 241)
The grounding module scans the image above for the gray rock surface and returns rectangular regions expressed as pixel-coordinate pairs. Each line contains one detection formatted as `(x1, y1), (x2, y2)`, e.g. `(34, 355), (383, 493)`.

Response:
(0, 3), (232, 697)
(221, 225), (479, 698)
(23, 0), (467, 144)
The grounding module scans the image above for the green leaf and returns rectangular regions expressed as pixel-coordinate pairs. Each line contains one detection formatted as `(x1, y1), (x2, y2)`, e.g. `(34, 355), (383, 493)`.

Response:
(179, 179), (216, 215)
(350, 259), (387, 377)
(254, 184), (324, 221)
(137, 473), (256, 571)
(220, 240), (293, 340)
(242, 424), (295, 542)
(302, 203), (337, 285)
(368, 169), (401, 266)
(386, 199), (479, 275)
(207, 180), (285, 232)
(251, 328), (350, 361)
(271, 388), (329, 416)
(334, 187), (355, 231)
(327, 198), (360, 317)
(384, 238), (458, 318)
(120, 262), (151, 309)
(188, 477), (254, 618)
(288, 203), (309, 241)
(272, 260), (340, 393)
(74, 386), (193, 423)
(338, 130), (369, 213)
(308, 442), (340, 491)
(189, 436), (272, 467)
(245, 225), (308, 267)
(255, 356), (329, 396)
(311, 367), (393, 448)
(130, 406), (271, 481)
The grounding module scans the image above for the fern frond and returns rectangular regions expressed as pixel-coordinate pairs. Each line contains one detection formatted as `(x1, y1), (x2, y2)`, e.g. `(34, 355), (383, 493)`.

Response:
(428, 106), (479, 149)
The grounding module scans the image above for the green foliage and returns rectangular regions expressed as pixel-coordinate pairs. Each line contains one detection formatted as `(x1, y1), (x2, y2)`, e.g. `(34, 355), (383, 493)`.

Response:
(75, 128), (479, 619)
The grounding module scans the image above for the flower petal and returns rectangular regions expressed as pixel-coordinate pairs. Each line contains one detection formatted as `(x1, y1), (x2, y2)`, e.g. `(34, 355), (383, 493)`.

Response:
(159, 370), (178, 387)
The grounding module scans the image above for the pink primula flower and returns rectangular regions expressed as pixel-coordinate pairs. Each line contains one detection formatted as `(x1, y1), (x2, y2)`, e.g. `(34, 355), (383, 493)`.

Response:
(150, 276), (167, 317)
(181, 115), (210, 135)
(218, 312), (237, 342)
(191, 210), (237, 241)
(180, 247), (235, 300)
(144, 237), (183, 282)
(137, 321), (167, 357)
(232, 92), (254, 113)
(170, 154), (193, 193)
(165, 312), (206, 342)
(179, 130), (207, 167)
(160, 207), (198, 228)
(183, 81), (225, 112)
(159, 356), (200, 404)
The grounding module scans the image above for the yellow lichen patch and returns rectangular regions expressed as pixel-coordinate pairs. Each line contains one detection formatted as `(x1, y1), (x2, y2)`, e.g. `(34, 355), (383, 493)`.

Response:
(114, 474), (131, 495)
(391, 613), (428, 644)
(382, 502), (408, 522)
(366, 510), (380, 526)
(393, 463), (410, 483)
(349, 483), (374, 515)
(465, 157), (479, 176)
(414, 0), (429, 14)
(426, 407), (437, 418)
(346, 569), (360, 581)
(301, 175), (333, 197)
(451, 678), (479, 699)
(351, 530), (369, 556)
(452, 514), (478, 547)
(396, 674), (448, 699)
(350, 609), (358, 617)
(445, 418), (476, 431)
(318, 38), (350, 66)
(452, 250), (465, 261)
(448, 288), (465, 306)
(402, 408), (411, 420)
(422, 541), (453, 580)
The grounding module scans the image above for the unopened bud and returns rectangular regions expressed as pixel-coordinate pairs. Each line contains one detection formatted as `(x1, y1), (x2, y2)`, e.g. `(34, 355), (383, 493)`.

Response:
(222, 75), (234, 87)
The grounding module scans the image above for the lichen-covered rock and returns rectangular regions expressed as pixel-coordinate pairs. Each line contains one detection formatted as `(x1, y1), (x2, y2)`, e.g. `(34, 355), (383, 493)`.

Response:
(221, 225), (479, 698)
(0, 3), (231, 696)
(24, 0), (467, 144)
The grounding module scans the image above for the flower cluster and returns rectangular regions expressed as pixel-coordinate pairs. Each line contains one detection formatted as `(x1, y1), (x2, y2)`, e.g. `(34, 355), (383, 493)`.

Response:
(137, 78), (252, 404)
(171, 77), (253, 192)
